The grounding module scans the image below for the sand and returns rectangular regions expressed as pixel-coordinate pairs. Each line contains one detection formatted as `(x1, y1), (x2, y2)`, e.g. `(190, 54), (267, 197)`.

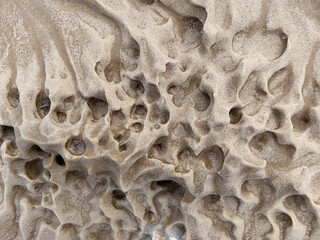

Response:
(0, 0), (320, 239)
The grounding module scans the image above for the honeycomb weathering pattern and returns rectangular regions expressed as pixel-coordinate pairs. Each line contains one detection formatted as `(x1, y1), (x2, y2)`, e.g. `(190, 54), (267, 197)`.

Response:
(1, 0), (320, 239)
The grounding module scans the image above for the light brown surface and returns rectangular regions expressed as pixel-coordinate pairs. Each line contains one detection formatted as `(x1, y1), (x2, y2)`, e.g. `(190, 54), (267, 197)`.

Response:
(0, 0), (320, 239)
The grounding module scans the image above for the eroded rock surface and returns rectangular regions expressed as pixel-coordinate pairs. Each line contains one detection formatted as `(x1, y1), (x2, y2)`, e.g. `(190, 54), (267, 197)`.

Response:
(1, 0), (320, 239)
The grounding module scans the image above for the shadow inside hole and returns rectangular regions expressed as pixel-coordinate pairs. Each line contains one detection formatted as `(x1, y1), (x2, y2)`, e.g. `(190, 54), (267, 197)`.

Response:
(229, 107), (242, 124)
(8, 87), (20, 107)
(55, 155), (65, 166)
(156, 180), (172, 186)
(36, 92), (51, 118)
(112, 189), (126, 200)
(119, 144), (127, 152)
(135, 104), (147, 116)
(30, 145), (47, 155)
(140, 0), (156, 4)
(25, 159), (44, 180)
(155, 180), (183, 194)
(87, 97), (108, 120)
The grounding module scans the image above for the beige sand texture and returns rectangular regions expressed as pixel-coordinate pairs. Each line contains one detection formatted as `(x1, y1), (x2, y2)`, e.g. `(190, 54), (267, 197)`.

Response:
(1, 0), (320, 239)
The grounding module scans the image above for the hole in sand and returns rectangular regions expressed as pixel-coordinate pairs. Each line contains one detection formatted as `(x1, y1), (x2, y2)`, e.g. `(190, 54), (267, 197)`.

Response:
(55, 155), (65, 166)
(112, 189), (126, 200)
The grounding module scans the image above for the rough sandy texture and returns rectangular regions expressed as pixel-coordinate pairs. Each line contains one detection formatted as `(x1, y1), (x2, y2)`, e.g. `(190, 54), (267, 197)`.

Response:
(1, 0), (320, 239)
